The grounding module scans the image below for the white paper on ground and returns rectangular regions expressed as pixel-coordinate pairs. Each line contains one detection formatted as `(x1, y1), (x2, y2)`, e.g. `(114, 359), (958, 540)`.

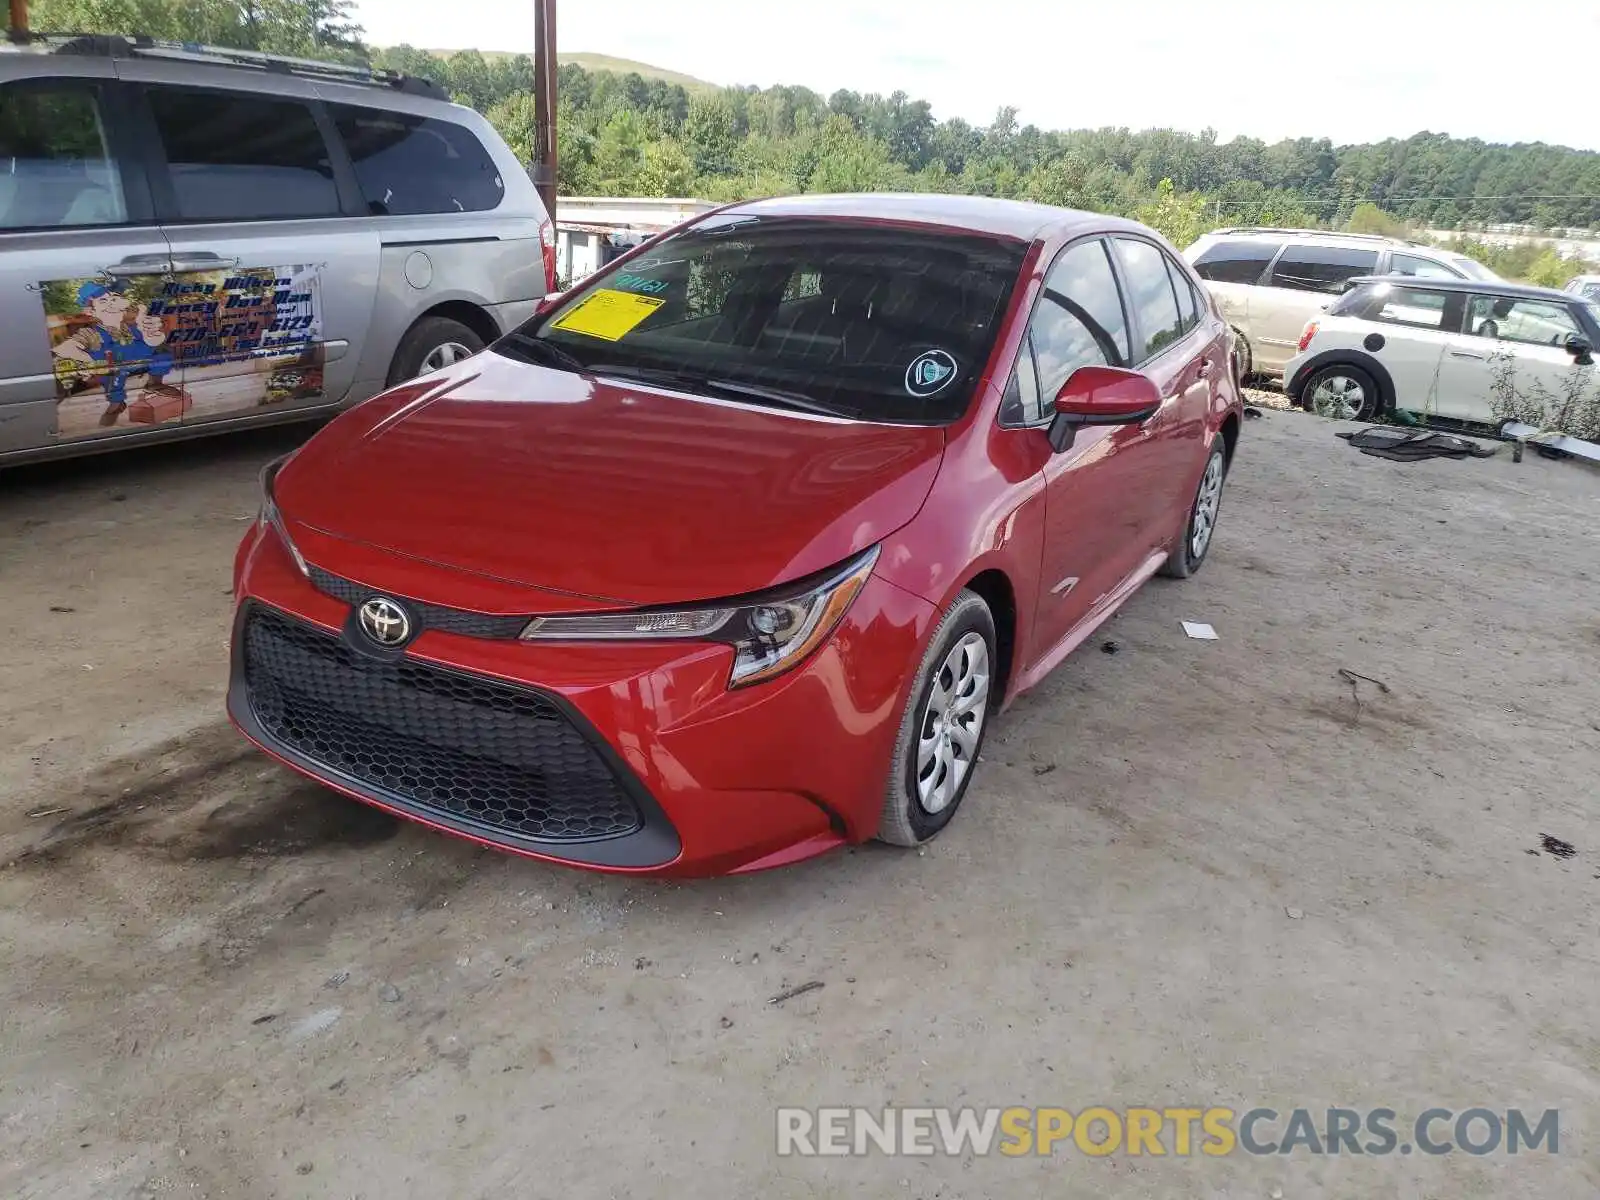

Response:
(1182, 621), (1218, 640)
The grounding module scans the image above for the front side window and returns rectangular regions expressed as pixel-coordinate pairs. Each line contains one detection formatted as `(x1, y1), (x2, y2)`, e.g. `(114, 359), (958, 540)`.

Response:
(1024, 238), (1131, 407)
(331, 105), (504, 215)
(1390, 252), (1461, 280)
(513, 215), (1028, 422)
(1191, 238), (1282, 285)
(147, 88), (337, 222)
(1468, 295), (1583, 346)
(0, 83), (127, 229)
(999, 332), (1044, 424)
(1114, 237), (1185, 361)
(1270, 245), (1379, 293)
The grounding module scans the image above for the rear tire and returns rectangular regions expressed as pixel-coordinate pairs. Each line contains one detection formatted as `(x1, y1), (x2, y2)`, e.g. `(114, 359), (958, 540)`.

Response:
(877, 590), (996, 847)
(1302, 363), (1379, 421)
(1161, 442), (1228, 579)
(386, 316), (485, 386)
(1231, 327), (1253, 384)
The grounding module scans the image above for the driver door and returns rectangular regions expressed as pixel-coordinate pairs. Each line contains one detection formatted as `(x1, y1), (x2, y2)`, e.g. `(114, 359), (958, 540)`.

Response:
(1015, 237), (1161, 655)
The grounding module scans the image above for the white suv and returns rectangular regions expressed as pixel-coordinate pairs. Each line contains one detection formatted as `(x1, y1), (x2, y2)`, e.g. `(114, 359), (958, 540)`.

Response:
(1283, 276), (1599, 426)
(1183, 228), (1496, 380)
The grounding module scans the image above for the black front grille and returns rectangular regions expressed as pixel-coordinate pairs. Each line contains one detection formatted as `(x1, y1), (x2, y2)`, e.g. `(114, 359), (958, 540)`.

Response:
(242, 607), (643, 842)
(307, 565), (529, 640)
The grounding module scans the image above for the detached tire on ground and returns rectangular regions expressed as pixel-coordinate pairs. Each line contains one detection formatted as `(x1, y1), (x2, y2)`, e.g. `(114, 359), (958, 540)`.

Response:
(878, 589), (997, 847)
(386, 316), (486, 386)
(1161, 440), (1228, 579)
(1302, 363), (1379, 421)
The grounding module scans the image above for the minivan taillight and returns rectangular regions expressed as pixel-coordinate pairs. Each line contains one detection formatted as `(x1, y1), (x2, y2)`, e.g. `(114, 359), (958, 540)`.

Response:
(1298, 322), (1319, 352)
(539, 218), (557, 293)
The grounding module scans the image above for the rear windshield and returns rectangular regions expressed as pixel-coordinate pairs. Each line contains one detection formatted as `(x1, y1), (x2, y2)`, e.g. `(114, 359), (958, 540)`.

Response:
(506, 215), (1028, 422)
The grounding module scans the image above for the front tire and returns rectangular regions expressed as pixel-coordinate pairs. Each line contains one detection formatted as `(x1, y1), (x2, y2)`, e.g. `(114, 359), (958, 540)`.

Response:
(877, 590), (996, 847)
(1161, 441), (1228, 579)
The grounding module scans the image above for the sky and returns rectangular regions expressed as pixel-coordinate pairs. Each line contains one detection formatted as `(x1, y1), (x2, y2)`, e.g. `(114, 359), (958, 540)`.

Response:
(352, 0), (1600, 151)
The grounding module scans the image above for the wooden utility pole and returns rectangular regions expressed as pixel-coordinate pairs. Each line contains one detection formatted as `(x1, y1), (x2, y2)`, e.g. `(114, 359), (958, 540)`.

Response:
(8, 0), (30, 37)
(530, 0), (558, 223)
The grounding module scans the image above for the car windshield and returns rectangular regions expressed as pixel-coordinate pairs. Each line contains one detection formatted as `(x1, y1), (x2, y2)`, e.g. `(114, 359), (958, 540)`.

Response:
(504, 214), (1028, 423)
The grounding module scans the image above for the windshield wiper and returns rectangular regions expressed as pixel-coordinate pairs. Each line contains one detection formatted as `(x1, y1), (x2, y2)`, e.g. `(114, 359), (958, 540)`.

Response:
(498, 332), (587, 372)
(594, 365), (856, 418)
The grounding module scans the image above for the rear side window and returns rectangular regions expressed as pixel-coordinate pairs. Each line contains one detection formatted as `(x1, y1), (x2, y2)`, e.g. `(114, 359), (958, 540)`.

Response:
(0, 83), (127, 229)
(148, 88), (337, 222)
(331, 105), (505, 215)
(1192, 238), (1281, 284)
(1270, 244), (1379, 294)
(1171, 258), (1200, 336)
(1114, 237), (1184, 361)
(1364, 286), (1454, 330)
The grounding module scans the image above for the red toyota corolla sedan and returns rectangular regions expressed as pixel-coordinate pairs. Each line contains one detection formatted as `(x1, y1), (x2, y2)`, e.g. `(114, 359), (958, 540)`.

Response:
(229, 193), (1243, 877)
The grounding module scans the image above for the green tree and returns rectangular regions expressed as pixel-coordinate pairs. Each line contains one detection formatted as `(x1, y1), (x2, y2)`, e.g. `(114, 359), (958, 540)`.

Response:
(1347, 202), (1408, 238)
(635, 139), (696, 197)
(1133, 179), (1207, 247)
(683, 93), (739, 177)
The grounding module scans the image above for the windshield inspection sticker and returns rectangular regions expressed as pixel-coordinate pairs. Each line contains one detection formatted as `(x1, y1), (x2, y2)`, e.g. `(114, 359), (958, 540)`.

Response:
(551, 288), (665, 342)
(905, 349), (958, 397)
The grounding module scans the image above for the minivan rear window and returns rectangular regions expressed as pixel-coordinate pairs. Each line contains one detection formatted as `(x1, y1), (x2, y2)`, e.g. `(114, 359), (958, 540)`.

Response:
(1192, 238), (1282, 284)
(508, 215), (1027, 423)
(331, 105), (505, 216)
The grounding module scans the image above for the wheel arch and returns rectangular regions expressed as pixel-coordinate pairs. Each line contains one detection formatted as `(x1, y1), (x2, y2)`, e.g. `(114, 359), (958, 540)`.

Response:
(1286, 348), (1396, 414)
(955, 568), (1017, 706)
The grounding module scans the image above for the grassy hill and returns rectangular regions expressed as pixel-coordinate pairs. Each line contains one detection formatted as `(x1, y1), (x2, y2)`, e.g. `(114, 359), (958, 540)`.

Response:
(418, 48), (716, 91)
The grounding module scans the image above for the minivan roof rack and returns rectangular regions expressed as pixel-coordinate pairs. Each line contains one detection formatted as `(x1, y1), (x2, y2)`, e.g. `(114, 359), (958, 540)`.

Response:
(1214, 226), (1424, 247)
(5, 31), (450, 101)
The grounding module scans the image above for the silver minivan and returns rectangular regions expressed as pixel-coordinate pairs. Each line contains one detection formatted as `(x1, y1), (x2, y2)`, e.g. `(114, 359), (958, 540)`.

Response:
(0, 35), (555, 464)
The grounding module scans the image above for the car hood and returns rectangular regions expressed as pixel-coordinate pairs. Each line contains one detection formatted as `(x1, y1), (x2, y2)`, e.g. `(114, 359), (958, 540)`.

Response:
(276, 352), (945, 610)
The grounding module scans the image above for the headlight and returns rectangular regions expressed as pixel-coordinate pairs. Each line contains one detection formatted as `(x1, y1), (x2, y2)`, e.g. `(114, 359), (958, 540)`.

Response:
(258, 456), (308, 577)
(520, 547), (879, 688)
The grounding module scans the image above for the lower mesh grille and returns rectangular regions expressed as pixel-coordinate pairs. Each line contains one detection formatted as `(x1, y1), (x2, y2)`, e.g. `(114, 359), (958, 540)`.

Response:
(242, 606), (643, 842)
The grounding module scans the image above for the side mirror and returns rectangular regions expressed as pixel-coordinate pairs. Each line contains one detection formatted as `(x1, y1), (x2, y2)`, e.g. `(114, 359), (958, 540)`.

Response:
(1048, 366), (1162, 452)
(1563, 332), (1592, 362)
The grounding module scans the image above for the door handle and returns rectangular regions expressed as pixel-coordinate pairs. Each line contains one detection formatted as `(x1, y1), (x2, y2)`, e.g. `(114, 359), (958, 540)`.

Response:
(169, 253), (240, 274)
(102, 254), (172, 276)
(1449, 350), (1485, 360)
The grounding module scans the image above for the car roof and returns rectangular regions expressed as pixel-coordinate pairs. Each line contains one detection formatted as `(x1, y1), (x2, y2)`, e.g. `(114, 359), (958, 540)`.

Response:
(718, 193), (1145, 242)
(1349, 274), (1579, 302)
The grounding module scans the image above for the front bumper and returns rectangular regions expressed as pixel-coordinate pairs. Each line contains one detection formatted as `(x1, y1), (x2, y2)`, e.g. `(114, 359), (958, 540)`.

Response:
(228, 523), (937, 877)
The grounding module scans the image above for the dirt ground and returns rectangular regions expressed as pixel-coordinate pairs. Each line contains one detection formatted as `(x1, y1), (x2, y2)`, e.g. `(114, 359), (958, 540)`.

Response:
(2, 411), (1598, 1199)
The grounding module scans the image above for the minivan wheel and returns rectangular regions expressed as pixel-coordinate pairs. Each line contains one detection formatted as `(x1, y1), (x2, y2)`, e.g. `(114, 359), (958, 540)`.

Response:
(877, 590), (996, 847)
(1231, 328), (1253, 383)
(387, 316), (487, 386)
(1303, 364), (1378, 421)
(1161, 442), (1228, 579)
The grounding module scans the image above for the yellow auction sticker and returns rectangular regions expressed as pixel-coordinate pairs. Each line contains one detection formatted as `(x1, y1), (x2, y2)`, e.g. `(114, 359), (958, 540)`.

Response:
(550, 288), (665, 342)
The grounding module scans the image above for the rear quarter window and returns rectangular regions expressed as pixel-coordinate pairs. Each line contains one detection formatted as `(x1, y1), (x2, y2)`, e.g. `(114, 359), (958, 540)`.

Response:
(331, 105), (505, 216)
(1192, 238), (1282, 285)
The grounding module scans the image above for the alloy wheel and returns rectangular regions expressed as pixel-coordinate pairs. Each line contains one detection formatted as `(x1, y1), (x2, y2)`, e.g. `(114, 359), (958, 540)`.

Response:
(916, 632), (990, 814)
(1308, 373), (1368, 420)
(1191, 451), (1225, 560)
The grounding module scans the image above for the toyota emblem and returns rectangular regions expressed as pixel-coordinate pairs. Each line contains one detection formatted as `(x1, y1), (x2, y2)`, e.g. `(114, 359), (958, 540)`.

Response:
(358, 597), (412, 647)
